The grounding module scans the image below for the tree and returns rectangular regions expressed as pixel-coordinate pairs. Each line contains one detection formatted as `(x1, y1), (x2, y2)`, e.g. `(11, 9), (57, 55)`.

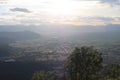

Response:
(108, 62), (120, 79)
(64, 46), (103, 80)
(32, 71), (48, 80)
(32, 71), (57, 80)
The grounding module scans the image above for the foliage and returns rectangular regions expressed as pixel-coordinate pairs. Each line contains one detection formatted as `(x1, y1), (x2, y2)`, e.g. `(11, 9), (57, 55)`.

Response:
(32, 71), (57, 80)
(31, 47), (120, 80)
(64, 46), (103, 80)
(32, 71), (47, 80)
(107, 62), (120, 79)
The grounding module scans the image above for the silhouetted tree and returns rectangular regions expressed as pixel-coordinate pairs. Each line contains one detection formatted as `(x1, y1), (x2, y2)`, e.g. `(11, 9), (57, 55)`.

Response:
(64, 46), (103, 80)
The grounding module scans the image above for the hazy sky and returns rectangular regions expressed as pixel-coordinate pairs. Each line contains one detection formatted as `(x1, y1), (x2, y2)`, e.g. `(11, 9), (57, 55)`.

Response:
(0, 0), (120, 26)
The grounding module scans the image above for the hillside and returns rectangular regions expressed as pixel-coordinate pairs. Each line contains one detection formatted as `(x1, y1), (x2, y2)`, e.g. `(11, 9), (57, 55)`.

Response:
(0, 31), (41, 42)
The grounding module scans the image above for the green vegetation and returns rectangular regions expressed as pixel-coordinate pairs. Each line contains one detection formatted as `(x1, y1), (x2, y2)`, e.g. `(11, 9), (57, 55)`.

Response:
(32, 71), (48, 80)
(32, 71), (57, 80)
(104, 62), (120, 80)
(0, 30), (120, 80)
(64, 46), (103, 80)
(32, 46), (120, 80)
(108, 63), (120, 78)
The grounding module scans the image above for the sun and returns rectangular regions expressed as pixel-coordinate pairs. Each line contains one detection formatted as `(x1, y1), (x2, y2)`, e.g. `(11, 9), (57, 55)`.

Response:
(11, 0), (82, 16)
(47, 0), (78, 16)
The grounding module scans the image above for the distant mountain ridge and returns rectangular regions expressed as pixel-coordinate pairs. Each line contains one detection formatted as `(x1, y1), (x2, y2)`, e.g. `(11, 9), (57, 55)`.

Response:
(0, 31), (41, 42)
(0, 24), (120, 33)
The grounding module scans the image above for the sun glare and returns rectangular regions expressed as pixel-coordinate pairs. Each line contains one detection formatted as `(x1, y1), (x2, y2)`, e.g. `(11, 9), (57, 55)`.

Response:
(10, 0), (93, 16)
(47, 0), (78, 15)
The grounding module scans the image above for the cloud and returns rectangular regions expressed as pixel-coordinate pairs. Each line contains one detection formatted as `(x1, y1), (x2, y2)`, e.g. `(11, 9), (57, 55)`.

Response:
(100, 0), (120, 6)
(0, 0), (8, 4)
(91, 17), (114, 22)
(63, 16), (120, 26)
(74, 16), (115, 22)
(10, 7), (31, 13)
(0, 11), (120, 26)
(73, 0), (120, 6)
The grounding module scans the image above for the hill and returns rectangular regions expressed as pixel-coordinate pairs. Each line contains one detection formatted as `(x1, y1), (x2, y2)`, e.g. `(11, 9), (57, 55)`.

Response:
(0, 31), (41, 42)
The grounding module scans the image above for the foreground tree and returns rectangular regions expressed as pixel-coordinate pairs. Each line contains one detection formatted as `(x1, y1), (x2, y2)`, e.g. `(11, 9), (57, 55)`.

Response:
(108, 62), (120, 79)
(32, 71), (48, 80)
(32, 71), (57, 80)
(64, 46), (103, 80)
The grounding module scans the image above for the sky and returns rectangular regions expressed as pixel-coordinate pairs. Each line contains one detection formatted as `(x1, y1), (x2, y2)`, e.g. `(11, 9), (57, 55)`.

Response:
(0, 0), (120, 26)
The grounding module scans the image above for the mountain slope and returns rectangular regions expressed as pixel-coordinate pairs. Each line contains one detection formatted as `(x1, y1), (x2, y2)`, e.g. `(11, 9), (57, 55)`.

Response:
(0, 31), (41, 42)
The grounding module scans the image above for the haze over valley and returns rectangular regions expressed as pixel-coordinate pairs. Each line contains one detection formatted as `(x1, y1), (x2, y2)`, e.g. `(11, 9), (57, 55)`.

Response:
(0, 0), (120, 80)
